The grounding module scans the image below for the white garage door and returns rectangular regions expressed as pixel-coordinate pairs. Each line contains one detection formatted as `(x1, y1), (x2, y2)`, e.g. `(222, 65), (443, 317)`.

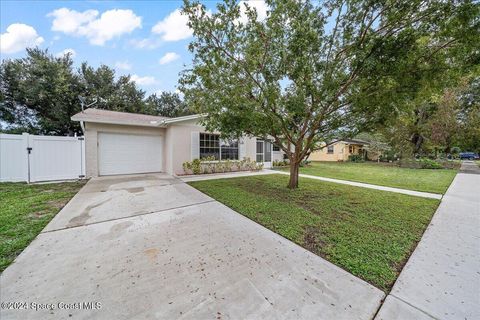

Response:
(98, 132), (163, 176)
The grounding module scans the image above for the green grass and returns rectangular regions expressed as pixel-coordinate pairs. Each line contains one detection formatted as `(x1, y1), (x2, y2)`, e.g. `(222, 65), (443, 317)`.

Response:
(189, 174), (440, 292)
(0, 181), (85, 272)
(280, 161), (457, 194)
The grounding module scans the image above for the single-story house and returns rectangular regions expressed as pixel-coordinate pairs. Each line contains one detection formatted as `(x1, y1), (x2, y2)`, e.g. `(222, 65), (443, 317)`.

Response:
(309, 139), (371, 162)
(72, 108), (284, 177)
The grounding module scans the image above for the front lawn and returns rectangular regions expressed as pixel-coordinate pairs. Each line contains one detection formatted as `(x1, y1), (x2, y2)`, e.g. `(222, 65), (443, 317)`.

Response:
(0, 181), (85, 272)
(281, 161), (457, 194)
(189, 174), (439, 292)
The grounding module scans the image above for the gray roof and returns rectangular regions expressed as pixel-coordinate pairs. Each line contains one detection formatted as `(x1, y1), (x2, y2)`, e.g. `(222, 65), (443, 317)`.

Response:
(338, 138), (369, 145)
(71, 108), (203, 127)
(72, 108), (169, 127)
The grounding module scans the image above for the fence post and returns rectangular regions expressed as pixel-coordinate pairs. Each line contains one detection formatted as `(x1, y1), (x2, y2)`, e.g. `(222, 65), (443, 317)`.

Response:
(22, 133), (30, 183)
(80, 136), (86, 179)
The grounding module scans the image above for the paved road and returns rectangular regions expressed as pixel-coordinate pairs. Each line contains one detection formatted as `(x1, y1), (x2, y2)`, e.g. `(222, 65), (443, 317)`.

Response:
(460, 160), (480, 174)
(1, 173), (384, 319)
(376, 165), (480, 320)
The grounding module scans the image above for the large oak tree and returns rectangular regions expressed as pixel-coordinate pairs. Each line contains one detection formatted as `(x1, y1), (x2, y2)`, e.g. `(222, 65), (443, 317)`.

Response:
(180, 0), (479, 188)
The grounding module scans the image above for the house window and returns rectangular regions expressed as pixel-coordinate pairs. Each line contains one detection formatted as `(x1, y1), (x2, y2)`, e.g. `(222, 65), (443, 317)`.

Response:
(220, 139), (239, 160)
(327, 145), (334, 154)
(272, 144), (280, 152)
(200, 133), (238, 160)
(200, 133), (220, 160)
(349, 145), (354, 153)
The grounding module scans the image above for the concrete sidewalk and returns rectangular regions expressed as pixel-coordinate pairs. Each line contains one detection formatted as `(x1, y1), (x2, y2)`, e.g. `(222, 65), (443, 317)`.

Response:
(376, 171), (480, 320)
(274, 171), (443, 199)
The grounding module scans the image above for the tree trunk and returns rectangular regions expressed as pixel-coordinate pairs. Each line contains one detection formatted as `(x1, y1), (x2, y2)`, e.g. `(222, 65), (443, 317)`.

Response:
(412, 133), (424, 155)
(288, 160), (300, 189)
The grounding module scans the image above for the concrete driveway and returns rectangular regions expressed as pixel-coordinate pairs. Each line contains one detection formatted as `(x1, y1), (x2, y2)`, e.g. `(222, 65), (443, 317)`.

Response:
(1, 173), (384, 319)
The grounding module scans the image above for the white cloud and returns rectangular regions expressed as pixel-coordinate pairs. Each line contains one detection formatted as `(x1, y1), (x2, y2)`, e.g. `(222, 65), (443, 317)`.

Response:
(159, 52), (180, 65)
(129, 37), (161, 50)
(115, 61), (132, 70)
(152, 9), (192, 42)
(238, 1), (268, 24)
(56, 48), (76, 58)
(130, 74), (157, 86)
(48, 8), (142, 45)
(0, 23), (44, 54)
(49, 8), (98, 34)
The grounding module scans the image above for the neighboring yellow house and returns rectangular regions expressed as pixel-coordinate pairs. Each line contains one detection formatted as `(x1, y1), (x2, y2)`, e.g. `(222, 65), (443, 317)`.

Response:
(309, 139), (369, 162)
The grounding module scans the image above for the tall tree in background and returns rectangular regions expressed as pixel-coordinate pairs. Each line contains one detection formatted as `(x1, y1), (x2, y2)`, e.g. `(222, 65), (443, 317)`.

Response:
(145, 91), (192, 117)
(0, 48), (149, 135)
(0, 48), (81, 134)
(181, 0), (478, 188)
(457, 76), (480, 153)
(79, 63), (147, 114)
(427, 88), (462, 155)
(383, 75), (480, 156)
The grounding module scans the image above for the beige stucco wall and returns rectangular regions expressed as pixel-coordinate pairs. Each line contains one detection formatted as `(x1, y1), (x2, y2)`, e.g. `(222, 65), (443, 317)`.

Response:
(309, 142), (367, 162)
(244, 136), (257, 162)
(164, 119), (205, 175)
(84, 119), (284, 177)
(309, 142), (348, 161)
(272, 151), (284, 162)
(84, 122), (166, 178)
(165, 119), (259, 175)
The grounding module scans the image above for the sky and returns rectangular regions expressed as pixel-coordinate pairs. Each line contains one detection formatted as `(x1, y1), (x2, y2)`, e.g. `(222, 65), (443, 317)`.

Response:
(0, 0), (268, 95)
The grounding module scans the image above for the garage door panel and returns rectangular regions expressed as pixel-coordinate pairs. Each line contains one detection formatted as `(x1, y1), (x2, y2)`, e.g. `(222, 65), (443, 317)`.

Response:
(98, 133), (163, 175)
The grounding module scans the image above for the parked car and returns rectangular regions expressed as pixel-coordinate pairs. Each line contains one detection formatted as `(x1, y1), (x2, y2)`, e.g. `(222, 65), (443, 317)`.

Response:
(459, 152), (480, 160)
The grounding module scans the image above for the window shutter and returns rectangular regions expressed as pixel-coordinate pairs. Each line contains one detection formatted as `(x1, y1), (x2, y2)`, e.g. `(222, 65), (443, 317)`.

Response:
(239, 137), (246, 160)
(191, 132), (200, 160)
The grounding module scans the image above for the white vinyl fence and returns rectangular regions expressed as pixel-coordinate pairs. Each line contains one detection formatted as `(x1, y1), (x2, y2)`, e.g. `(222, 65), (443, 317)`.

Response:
(0, 133), (85, 183)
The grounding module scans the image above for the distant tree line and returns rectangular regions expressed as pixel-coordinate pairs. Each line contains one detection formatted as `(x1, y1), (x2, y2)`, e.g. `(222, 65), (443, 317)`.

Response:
(0, 48), (192, 135)
(379, 76), (480, 156)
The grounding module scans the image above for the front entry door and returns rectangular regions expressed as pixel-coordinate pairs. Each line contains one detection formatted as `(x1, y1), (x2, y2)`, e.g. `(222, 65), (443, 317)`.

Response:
(256, 139), (272, 168)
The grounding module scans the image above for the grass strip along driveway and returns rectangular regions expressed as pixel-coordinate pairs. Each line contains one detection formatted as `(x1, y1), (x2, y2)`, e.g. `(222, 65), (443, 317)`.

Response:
(189, 174), (439, 292)
(281, 162), (457, 194)
(0, 181), (85, 272)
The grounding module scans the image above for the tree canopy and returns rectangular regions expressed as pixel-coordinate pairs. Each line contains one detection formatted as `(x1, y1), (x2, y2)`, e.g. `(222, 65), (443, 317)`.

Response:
(0, 48), (189, 135)
(145, 91), (193, 118)
(180, 0), (479, 188)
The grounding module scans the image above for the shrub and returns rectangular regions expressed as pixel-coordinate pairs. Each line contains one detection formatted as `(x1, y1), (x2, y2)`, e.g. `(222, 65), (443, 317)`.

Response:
(348, 154), (365, 162)
(418, 158), (443, 169)
(224, 159), (233, 172)
(182, 161), (192, 173)
(273, 159), (290, 167)
(191, 158), (202, 174)
(379, 152), (397, 162)
(181, 157), (262, 175)
(299, 160), (311, 167)
(436, 159), (461, 170)
(398, 158), (443, 169)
